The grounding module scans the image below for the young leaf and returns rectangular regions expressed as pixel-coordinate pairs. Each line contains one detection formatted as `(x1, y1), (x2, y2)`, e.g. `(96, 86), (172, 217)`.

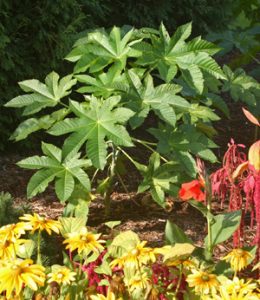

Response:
(204, 210), (242, 246)
(137, 153), (178, 207)
(165, 220), (193, 245)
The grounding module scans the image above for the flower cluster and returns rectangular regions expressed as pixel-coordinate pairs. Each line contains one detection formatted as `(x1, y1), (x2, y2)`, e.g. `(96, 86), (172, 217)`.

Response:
(0, 213), (259, 299)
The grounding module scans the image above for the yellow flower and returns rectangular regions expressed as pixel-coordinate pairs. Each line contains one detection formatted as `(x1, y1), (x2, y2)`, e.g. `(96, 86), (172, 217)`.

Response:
(47, 265), (76, 285)
(128, 271), (151, 292)
(0, 222), (32, 243)
(0, 238), (30, 260)
(19, 213), (61, 235)
(222, 249), (252, 272)
(186, 270), (219, 295)
(90, 289), (121, 300)
(110, 241), (156, 270)
(212, 276), (259, 300)
(63, 227), (104, 255)
(0, 259), (45, 299)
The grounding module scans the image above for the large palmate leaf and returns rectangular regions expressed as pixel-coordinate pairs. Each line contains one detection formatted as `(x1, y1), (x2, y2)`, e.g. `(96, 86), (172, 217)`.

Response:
(17, 143), (91, 202)
(136, 153), (178, 207)
(123, 70), (190, 128)
(5, 72), (77, 115)
(149, 124), (218, 177)
(134, 23), (225, 92)
(48, 96), (134, 169)
(66, 27), (141, 74)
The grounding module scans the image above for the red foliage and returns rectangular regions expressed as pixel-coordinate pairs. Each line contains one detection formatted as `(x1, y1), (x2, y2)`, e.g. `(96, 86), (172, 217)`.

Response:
(211, 139), (259, 258)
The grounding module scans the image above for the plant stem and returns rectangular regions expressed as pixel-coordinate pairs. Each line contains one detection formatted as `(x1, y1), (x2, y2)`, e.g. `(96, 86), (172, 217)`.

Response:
(206, 175), (213, 260)
(174, 264), (183, 297)
(133, 138), (168, 163)
(104, 145), (119, 217)
(116, 171), (129, 194)
(117, 147), (136, 166)
(37, 231), (42, 265)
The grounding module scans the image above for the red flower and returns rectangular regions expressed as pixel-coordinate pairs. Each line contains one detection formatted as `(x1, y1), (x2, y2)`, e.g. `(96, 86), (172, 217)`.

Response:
(179, 180), (205, 201)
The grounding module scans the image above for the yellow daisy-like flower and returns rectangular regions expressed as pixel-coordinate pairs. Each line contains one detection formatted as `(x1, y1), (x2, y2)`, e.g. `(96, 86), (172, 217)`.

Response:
(63, 227), (104, 255)
(186, 270), (219, 295)
(212, 276), (259, 300)
(222, 249), (252, 272)
(110, 241), (156, 270)
(0, 258), (45, 299)
(0, 222), (32, 243)
(128, 271), (151, 292)
(0, 238), (30, 260)
(0, 239), (16, 260)
(90, 289), (121, 300)
(19, 213), (61, 235)
(47, 265), (76, 285)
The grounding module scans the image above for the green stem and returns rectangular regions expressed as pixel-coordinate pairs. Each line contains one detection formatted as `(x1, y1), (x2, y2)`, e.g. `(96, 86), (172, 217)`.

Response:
(132, 137), (157, 146)
(117, 147), (137, 166)
(133, 138), (168, 163)
(37, 231), (42, 265)
(137, 259), (145, 291)
(174, 264), (183, 297)
(104, 146), (119, 217)
(206, 175), (213, 260)
(116, 171), (129, 194)
(91, 168), (99, 184)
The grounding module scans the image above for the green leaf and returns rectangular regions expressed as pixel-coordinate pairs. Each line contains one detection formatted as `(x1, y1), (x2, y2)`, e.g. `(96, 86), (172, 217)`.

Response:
(165, 220), (193, 245)
(50, 97), (133, 169)
(42, 142), (62, 162)
(189, 200), (214, 220)
(59, 217), (86, 237)
(19, 79), (54, 98)
(205, 210), (241, 246)
(55, 171), (75, 201)
(163, 243), (195, 262)
(181, 64), (204, 94)
(5, 72), (76, 115)
(5, 94), (47, 108)
(27, 169), (58, 198)
(105, 220), (121, 229)
(20, 144), (91, 201)
(137, 153), (177, 208)
(175, 151), (197, 177)
(17, 156), (60, 169)
(126, 71), (189, 128)
(16, 240), (35, 259)
(108, 231), (140, 258)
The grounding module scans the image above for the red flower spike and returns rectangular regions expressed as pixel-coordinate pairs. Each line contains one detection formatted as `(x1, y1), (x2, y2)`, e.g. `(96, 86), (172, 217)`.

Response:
(179, 180), (205, 202)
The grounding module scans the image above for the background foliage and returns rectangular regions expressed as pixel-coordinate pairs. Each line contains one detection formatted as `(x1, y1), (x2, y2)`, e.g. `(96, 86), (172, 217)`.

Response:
(1, 0), (251, 151)
(1, 0), (260, 153)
